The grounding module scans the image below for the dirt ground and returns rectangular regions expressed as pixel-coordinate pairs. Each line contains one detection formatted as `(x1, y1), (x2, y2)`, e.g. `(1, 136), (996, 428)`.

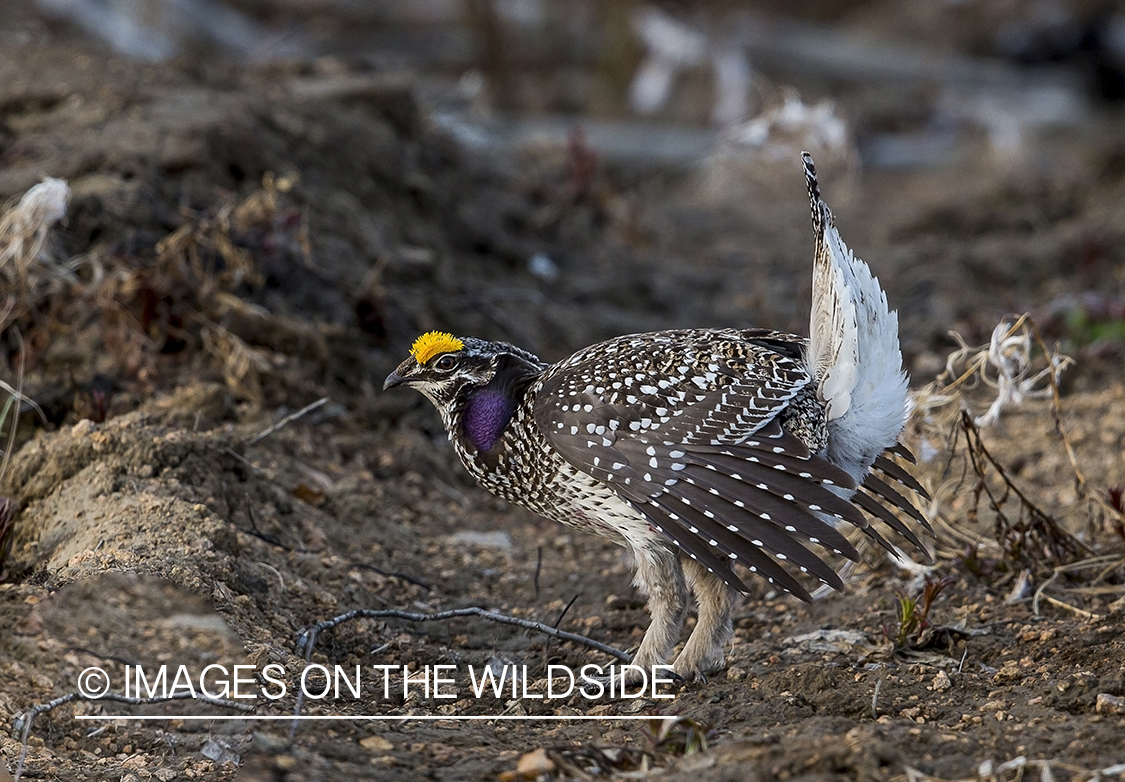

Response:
(1, 2), (1124, 780)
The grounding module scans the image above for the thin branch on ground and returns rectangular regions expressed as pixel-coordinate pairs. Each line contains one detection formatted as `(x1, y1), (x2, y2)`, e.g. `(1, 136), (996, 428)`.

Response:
(1026, 319), (1087, 497)
(960, 411), (1091, 571)
(542, 593), (582, 671)
(237, 506), (431, 590)
(1037, 594), (1103, 621)
(12, 691), (253, 782)
(245, 397), (329, 446)
(296, 606), (631, 663)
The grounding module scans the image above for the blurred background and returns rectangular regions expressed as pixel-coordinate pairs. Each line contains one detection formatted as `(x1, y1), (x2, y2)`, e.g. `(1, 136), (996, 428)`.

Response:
(0, 0), (1123, 417)
(10, 0), (1125, 158)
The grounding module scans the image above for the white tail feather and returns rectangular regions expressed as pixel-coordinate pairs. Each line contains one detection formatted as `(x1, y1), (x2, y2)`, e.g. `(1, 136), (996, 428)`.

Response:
(802, 153), (909, 484)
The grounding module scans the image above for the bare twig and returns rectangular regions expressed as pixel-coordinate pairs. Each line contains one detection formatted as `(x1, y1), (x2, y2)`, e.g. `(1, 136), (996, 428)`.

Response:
(553, 595), (581, 632)
(1032, 570), (1059, 617)
(960, 411), (1090, 571)
(1037, 594), (1103, 621)
(1032, 559), (1115, 620)
(533, 546), (543, 601)
(1026, 319), (1086, 497)
(236, 506), (431, 591)
(245, 397), (328, 446)
(542, 594), (582, 672)
(13, 691), (253, 782)
(297, 606), (631, 663)
(290, 612), (315, 740)
(1, 329), (38, 483)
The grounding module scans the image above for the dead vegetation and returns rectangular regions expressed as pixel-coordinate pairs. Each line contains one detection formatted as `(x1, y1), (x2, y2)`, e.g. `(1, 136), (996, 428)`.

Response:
(905, 315), (1125, 628)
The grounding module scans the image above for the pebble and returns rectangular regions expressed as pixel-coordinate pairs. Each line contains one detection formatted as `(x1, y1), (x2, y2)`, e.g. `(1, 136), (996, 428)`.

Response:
(359, 735), (394, 752)
(1096, 693), (1125, 715)
(516, 748), (555, 777)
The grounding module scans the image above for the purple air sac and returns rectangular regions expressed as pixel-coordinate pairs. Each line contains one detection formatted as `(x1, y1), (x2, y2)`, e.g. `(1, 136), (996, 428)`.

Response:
(463, 390), (514, 452)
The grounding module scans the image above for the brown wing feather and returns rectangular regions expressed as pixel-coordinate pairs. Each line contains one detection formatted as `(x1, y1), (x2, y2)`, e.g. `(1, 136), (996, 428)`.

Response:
(533, 328), (929, 596)
(873, 454), (931, 501)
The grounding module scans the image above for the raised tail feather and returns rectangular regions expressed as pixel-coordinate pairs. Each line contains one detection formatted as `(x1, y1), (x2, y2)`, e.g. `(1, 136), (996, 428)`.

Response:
(802, 152), (910, 489)
(802, 153), (928, 563)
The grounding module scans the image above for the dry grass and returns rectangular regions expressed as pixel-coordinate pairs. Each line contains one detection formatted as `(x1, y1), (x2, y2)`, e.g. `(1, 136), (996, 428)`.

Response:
(904, 314), (1125, 614)
(4, 173), (311, 410)
(0, 177), (72, 303)
(900, 756), (1125, 782)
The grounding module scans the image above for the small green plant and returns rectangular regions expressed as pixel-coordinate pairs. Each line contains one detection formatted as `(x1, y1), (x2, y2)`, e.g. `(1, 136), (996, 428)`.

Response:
(886, 576), (956, 650)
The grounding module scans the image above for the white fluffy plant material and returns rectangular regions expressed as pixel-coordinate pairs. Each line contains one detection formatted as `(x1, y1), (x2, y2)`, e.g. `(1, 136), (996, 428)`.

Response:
(0, 178), (71, 292)
(917, 315), (1073, 430)
(698, 92), (857, 203)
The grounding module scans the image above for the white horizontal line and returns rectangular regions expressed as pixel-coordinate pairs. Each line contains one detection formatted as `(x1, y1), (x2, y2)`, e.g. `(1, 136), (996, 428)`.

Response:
(75, 715), (670, 721)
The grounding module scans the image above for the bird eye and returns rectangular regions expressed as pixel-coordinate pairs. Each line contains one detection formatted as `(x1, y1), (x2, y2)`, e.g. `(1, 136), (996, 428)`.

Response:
(434, 354), (458, 371)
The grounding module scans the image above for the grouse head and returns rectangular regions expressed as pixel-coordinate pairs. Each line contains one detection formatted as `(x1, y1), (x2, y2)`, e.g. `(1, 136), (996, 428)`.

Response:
(384, 332), (546, 451)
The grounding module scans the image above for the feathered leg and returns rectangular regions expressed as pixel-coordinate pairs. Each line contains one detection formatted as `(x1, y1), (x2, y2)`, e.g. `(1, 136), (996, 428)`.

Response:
(629, 542), (688, 673)
(673, 556), (735, 680)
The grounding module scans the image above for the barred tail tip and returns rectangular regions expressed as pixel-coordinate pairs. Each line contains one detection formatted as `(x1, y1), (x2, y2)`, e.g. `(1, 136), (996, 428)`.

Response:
(802, 151), (826, 233)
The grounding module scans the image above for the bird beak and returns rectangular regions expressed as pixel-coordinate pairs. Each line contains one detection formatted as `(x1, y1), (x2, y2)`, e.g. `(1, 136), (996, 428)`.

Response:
(383, 370), (406, 390)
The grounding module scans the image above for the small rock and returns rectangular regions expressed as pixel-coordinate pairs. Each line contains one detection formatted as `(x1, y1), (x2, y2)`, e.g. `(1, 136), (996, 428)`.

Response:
(516, 748), (555, 777)
(251, 732), (289, 752)
(446, 530), (512, 550)
(932, 671), (952, 691)
(200, 739), (239, 765)
(1096, 693), (1125, 715)
(360, 735), (394, 752)
(726, 667), (746, 681)
(527, 252), (559, 282)
(995, 662), (1021, 681)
